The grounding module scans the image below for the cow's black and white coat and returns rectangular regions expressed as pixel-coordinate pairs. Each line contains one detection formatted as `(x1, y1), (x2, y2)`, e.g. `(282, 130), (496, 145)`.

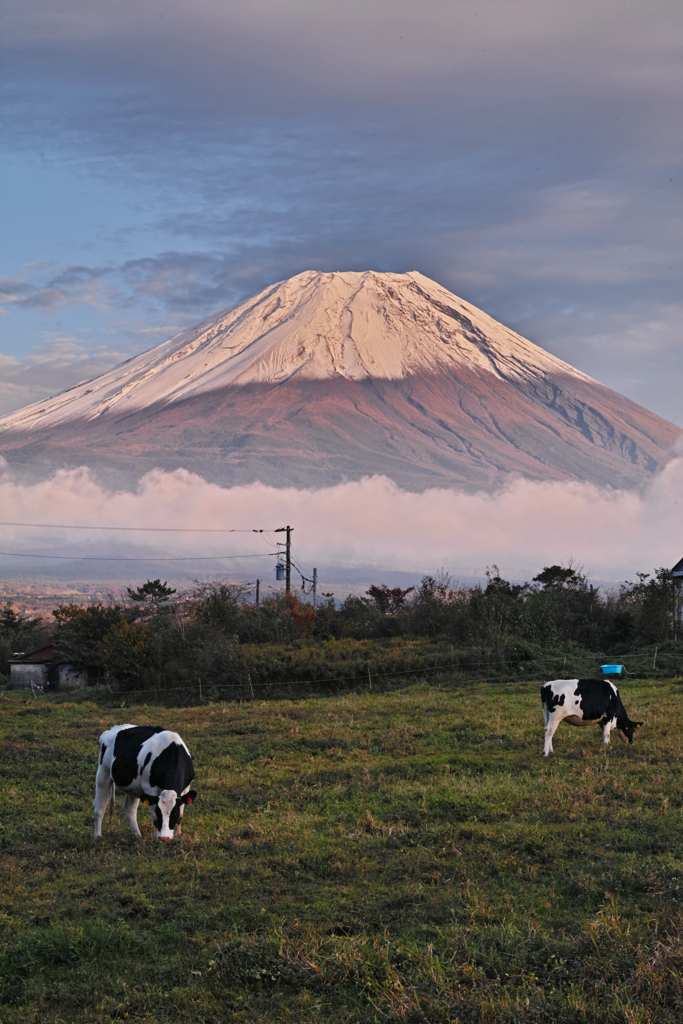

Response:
(94, 724), (197, 839)
(541, 678), (642, 757)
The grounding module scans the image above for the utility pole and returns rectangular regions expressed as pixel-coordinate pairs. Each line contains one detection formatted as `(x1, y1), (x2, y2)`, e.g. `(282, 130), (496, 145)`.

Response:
(285, 526), (292, 595)
(312, 567), (318, 609)
(255, 579), (260, 611)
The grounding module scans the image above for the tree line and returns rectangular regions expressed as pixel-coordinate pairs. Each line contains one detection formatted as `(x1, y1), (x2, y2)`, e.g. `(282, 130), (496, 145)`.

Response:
(1, 564), (681, 694)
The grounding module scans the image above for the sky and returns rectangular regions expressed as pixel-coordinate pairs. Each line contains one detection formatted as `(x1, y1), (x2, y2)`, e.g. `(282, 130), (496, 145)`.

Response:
(1, 0), (682, 584)
(1, 0), (681, 422)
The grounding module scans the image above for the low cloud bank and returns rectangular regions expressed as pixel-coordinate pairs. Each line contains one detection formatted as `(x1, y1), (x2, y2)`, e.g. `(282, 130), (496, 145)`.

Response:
(1, 460), (682, 584)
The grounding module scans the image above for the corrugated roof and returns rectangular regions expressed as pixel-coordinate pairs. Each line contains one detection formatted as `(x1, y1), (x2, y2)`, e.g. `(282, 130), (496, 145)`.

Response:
(8, 645), (56, 665)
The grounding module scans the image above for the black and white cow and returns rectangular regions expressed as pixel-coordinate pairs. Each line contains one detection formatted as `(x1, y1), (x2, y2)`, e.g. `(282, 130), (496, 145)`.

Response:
(541, 678), (642, 757)
(94, 724), (197, 840)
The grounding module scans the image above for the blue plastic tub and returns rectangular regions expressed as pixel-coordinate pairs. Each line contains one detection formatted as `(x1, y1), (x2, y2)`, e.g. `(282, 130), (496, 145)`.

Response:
(601, 664), (623, 674)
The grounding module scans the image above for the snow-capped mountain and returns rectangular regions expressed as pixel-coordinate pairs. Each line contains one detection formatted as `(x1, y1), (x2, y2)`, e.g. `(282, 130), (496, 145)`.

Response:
(0, 270), (679, 491)
(0, 271), (594, 428)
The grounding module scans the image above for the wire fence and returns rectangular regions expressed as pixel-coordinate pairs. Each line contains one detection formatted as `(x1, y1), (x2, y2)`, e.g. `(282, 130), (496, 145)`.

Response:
(5, 646), (680, 706)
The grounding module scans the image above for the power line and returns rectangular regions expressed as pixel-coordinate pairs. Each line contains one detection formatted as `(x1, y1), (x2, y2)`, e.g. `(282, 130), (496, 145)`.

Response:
(0, 522), (287, 533)
(0, 522), (293, 574)
(0, 551), (278, 562)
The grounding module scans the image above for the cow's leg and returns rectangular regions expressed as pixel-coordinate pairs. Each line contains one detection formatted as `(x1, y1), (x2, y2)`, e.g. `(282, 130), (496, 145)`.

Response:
(174, 804), (185, 838)
(601, 718), (615, 746)
(543, 715), (560, 756)
(94, 768), (114, 838)
(123, 794), (142, 837)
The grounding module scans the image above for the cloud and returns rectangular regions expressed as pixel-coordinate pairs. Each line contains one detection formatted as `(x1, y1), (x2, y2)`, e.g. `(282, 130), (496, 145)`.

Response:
(7, 171), (678, 315)
(118, 253), (246, 313)
(0, 463), (681, 583)
(1, 254), (256, 320)
(0, 337), (134, 417)
(4, 0), (680, 119)
(4, 0), (681, 197)
(0, 266), (116, 312)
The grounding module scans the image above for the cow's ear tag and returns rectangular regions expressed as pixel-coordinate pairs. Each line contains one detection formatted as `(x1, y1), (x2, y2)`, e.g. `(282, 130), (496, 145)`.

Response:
(143, 800), (149, 807)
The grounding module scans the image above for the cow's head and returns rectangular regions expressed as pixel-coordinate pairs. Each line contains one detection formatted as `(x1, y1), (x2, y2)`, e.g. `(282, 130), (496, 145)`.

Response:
(619, 720), (643, 745)
(142, 789), (197, 839)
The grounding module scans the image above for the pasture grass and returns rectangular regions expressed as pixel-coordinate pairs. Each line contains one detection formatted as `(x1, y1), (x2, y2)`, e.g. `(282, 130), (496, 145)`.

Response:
(1, 677), (683, 1022)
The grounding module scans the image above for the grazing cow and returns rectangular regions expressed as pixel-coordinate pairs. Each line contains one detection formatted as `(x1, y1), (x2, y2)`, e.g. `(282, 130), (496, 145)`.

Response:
(541, 678), (642, 757)
(94, 724), (197, 840)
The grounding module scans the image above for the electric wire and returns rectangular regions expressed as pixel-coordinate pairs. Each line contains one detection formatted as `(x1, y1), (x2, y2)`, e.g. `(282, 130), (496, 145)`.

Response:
(0, 551), (278, 562)
(285, 539), (316, 593)
(0, 521), (287, 533)
(0, 521), (288, 564)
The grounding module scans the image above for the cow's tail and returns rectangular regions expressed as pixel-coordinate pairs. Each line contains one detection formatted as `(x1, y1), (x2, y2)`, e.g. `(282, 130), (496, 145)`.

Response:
(106, 779), (116, 819)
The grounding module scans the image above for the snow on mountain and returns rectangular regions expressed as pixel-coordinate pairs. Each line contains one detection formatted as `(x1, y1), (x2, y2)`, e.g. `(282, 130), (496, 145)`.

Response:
(0, 270), (679, 493)
(0, 271), (593, 432)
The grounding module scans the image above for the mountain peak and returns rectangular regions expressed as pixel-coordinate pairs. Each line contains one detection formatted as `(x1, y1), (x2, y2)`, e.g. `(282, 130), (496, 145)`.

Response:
(0, 270), (591, 431)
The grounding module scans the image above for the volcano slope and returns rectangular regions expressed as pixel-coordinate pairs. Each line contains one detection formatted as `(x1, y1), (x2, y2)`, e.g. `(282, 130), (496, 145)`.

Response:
(0, 270), (679, 491)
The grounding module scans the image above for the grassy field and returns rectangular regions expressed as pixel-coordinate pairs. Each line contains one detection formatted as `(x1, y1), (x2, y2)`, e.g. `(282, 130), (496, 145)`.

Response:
(1, 678), (683, 1023)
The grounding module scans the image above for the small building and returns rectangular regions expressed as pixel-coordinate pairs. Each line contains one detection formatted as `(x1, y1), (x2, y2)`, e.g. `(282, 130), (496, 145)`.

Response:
(673, 559), (683, 635)
(8, 645), (87, 692)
